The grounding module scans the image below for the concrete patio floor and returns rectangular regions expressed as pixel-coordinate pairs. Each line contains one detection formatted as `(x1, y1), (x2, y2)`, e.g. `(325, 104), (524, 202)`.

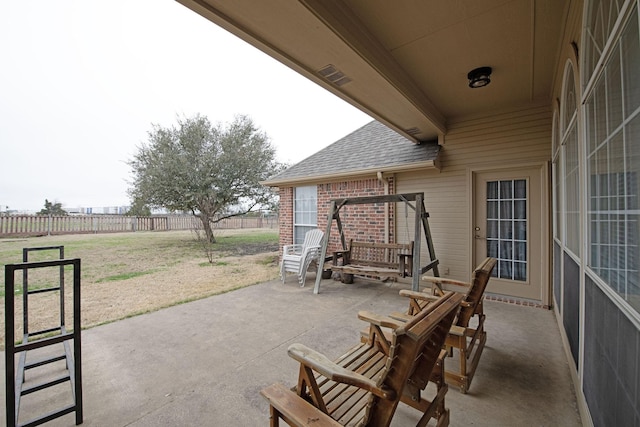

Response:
(3, 276), (583, 426)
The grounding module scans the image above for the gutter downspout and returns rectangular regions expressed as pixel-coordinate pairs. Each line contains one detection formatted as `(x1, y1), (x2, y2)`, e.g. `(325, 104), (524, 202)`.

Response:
(377, 171), (390, 244)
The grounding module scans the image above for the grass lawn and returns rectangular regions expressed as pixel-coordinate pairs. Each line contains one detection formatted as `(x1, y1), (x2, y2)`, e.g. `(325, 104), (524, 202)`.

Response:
(0, 228), (279, 349)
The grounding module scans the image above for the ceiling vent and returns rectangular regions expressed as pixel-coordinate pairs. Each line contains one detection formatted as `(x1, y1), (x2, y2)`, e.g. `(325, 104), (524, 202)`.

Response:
(317, 64), (352, 87)
(404, 127), (421, 136)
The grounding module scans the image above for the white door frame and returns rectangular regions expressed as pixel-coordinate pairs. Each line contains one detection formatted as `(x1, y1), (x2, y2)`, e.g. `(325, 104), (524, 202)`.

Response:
(469, 162), (550, 305)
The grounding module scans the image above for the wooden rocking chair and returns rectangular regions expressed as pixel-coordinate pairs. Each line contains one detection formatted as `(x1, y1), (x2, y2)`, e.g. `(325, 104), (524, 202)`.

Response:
(392, 257), (496, 393)
(280, 229), (324, 286)
(261, 291), (464, 426)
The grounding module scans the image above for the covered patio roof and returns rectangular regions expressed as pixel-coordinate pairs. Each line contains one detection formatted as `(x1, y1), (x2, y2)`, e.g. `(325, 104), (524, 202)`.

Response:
(176, 0), (569, 143)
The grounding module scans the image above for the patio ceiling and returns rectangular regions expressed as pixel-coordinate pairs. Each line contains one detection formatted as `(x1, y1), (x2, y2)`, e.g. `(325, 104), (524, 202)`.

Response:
(176, 0), (569, 143)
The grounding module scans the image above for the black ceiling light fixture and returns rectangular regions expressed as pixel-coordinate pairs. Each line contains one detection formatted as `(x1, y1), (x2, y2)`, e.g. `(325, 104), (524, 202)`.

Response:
(467, 66), (492, 88)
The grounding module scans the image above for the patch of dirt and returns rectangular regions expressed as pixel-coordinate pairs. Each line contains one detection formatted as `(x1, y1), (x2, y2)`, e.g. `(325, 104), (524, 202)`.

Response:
(79, 251), (280, 327)
(0, 231), (281, 350)
(222, 242), (280, 256)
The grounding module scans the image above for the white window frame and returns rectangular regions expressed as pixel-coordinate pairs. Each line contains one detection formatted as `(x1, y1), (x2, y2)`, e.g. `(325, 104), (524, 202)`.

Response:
(582, 0), (640, 315)
(293, 186), (317, 245)
(561, 63), (581, 257)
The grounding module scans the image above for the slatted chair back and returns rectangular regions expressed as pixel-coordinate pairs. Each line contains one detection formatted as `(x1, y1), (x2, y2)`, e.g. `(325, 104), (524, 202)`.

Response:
(361, 291), (462, 427)
(303, 228), (324, 249)
(455, 257), (496, 328)
(348, 239), (413, 270)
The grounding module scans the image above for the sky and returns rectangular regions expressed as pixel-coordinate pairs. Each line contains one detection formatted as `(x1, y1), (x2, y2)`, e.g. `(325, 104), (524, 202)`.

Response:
(0, 1), (371, 212)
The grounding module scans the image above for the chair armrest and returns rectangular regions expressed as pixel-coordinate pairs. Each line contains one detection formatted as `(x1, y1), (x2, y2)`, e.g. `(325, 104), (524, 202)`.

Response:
(449, 325), (467, 336)
(358, 310), (404, 329)
(304, 245), (322, 255)
(283, 244), (303, 256)
(389, 311), (412, 322)
(398, 289), (441, 303)
(288, 343), (396, 400)
(397, 253), (413, 277)
(422, 276), (470, 288)
(332, 250), (351, 265)
(261, 383), (342, 427)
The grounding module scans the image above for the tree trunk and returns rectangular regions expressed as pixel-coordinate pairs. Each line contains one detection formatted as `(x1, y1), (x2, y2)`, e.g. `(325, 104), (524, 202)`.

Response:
(198, 214), (216, 243)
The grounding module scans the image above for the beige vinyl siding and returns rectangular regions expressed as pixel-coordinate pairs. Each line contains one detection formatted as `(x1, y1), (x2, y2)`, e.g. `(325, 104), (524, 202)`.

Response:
(396, 105), (552, 283)
(396, 169), (469, 280)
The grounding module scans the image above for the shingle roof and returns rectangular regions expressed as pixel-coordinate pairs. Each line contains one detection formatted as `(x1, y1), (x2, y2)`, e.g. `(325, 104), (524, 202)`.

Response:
(265, 121), (439, 185)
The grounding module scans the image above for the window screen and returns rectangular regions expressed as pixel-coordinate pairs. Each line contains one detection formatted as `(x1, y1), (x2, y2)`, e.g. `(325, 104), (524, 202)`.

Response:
(585, 7), (640, 313)
(293, 186), (317, 245)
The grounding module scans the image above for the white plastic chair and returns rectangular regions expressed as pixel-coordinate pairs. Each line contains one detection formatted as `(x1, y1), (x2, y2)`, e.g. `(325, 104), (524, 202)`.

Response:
(280, 229), (324, 286)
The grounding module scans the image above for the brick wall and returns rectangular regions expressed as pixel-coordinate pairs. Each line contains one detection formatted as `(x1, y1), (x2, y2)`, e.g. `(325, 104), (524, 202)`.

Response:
(278, 187), (293, 254)
(278, 177), (396, 258)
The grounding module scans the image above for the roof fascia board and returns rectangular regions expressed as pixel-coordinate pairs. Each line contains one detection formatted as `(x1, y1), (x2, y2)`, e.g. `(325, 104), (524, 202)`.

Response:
(177, 0), (445, 142)
(298, 0), (447, 134)
(261, 159), (439, 187)
(177, 1), (416, 142)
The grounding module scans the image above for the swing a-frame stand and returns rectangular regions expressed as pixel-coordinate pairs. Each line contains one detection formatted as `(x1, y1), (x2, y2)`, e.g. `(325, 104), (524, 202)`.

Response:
(314, 192), (439, 294)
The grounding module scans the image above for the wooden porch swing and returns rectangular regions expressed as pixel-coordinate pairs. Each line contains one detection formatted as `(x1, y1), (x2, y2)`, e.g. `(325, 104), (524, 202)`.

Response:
(313, 192), (439, 294)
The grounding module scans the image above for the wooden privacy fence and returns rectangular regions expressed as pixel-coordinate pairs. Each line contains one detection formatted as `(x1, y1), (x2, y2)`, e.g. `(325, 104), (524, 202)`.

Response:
(0, 214), (278, 237)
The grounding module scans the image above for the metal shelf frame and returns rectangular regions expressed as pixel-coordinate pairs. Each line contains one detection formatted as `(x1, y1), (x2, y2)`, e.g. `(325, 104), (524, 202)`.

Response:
(5, 246), (83, 427)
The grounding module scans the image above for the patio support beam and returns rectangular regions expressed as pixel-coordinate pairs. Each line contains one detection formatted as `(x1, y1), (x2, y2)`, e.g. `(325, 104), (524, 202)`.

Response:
(298, 0), (447, 139)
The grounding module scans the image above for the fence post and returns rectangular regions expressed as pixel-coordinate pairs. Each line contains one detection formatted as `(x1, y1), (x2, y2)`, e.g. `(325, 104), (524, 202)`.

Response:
(47, 214), (52, 236)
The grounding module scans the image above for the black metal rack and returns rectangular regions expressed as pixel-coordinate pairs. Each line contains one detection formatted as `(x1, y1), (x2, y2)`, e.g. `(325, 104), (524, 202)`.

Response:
(4, 246), (83, 427)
